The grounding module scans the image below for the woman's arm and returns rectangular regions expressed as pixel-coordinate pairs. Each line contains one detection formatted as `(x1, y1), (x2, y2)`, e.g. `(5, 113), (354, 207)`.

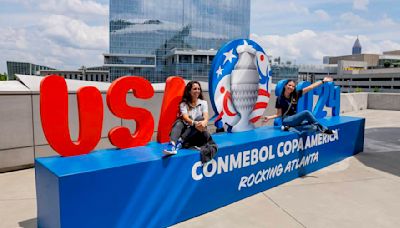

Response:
(195, 112), (209, 131)
(201, 112), (209, 126)
(262, 109), (282, 122)
(181, 113), (195, 126)
(180, 103), (196, 126)
(302, 76), (333, 94)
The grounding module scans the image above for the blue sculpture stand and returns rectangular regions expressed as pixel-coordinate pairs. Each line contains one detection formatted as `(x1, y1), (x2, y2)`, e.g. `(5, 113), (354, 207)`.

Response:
(36, 116), (364, 228)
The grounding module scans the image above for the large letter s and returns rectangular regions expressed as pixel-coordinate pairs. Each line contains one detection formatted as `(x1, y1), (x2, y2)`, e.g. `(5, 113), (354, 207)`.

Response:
(107, 76), (154, 148)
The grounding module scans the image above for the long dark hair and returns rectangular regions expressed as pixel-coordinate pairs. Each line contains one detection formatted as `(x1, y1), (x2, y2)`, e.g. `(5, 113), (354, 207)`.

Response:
(282, 80), (300, 103)
(182, 81), (204, 107)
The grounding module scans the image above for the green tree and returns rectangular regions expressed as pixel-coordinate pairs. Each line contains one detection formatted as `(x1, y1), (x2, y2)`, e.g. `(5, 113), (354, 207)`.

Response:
(0, 72), (7, 81)
(383, 61), (391, 68)
(355, 87), (363, 93)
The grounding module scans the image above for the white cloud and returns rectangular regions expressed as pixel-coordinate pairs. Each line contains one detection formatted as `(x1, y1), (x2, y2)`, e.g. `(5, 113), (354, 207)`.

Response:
(353, 0), (369, 11)
(339, 12), (372, 27)
(335, 13), (400, 41)
(283, 2), (310, 15)
(2, 0), (399, 74)
(314, 9), (330, 21)
(364, 40), (400, 54)
(250, 31), (400, 65)
(0, 0), (109, 73)
(40, 15), (108, 50)
(252, 1), (310, 16)
(379, 14), (397, 27)
(0, 14), (108, 73)
(23, 0), (108, 16)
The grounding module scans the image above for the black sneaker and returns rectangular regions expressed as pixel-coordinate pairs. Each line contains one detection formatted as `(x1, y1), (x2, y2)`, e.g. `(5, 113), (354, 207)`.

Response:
(281, 126), (290, 131)
(322, 129), (335, 135)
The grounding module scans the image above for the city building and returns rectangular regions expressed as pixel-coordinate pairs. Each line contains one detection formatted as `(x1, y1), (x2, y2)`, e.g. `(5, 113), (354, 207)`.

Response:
(383, 50), (400, 55)
(378, 52), (400, 68)
(313, 56), (400, 93)
(352, 37), (362, 55)
(271, 64), (299, 84)
(324, 38), (400, 69)
(302, 60), (400, 93)
(164, 48), (217, 82)
(316, 38), (400, 93)
(40, 66), (110, 82)
(7, 61), (110, 82)
(299, 64), (337, 82)
(331, 66), (400, 93)
(106, 0), (250, 82)
(325, 54), (380, 67)
(267, 57), (299, 83)
(7, 61), (55, 80)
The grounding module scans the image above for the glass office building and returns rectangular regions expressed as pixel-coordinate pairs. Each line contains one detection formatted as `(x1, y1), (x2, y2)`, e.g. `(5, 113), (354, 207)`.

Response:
(106, 0), (250, 82)
(7, 61), (55, 80)
(271, 64), (299, 84)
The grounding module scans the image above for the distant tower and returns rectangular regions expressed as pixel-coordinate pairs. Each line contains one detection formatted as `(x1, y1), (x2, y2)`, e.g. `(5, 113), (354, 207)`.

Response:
(352, 36), (362, 55)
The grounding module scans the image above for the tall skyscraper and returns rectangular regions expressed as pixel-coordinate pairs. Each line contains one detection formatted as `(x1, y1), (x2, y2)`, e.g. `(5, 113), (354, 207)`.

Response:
(352, 37), (362, 55)
(105, 0), (250, 82)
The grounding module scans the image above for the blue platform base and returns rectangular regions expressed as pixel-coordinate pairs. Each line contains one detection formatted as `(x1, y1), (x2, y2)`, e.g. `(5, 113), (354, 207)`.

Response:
(35, 116), (365, 228)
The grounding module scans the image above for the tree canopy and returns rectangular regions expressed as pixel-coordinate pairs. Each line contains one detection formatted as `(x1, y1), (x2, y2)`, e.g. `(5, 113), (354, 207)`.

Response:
(0, 72), (7, 81)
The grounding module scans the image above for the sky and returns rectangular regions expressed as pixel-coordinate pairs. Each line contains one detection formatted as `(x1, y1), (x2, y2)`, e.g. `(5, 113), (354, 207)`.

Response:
(0, 0), (399, 73)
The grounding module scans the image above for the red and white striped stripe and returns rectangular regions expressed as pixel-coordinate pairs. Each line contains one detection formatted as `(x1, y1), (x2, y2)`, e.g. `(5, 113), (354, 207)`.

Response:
(249, 88), (270, 123)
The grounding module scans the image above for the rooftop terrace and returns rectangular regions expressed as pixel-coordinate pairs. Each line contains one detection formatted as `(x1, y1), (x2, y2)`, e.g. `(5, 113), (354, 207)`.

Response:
(0, 76), (399, 227)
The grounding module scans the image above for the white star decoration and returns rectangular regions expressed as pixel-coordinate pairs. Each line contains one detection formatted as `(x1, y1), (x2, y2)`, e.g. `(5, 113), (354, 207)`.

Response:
(223, 49), (237, 64)
(216, 66), (223, 77)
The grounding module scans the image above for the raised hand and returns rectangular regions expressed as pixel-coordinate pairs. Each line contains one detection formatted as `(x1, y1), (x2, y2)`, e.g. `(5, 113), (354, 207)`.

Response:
(323, 76), (333, 82)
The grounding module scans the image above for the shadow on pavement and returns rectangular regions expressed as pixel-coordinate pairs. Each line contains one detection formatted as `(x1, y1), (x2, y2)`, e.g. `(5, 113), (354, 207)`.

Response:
(18, 218), (37, 228)
(356, 127), (400, 177)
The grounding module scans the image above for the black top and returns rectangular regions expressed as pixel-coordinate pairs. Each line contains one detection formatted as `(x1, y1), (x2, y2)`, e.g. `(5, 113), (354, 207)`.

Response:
(275, 90), (303, 117)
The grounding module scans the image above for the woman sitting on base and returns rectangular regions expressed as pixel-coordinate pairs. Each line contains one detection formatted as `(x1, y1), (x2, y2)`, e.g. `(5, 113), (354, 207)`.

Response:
(263, 77), (335, 134)
(163, 81), (212, 155)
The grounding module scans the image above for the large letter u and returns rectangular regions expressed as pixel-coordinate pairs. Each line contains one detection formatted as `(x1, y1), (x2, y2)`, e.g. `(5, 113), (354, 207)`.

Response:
(40, 75), (103, 156)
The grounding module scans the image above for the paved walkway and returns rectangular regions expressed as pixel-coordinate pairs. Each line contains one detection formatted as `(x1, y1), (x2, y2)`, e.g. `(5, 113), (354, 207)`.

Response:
(1, 109), (399, 228)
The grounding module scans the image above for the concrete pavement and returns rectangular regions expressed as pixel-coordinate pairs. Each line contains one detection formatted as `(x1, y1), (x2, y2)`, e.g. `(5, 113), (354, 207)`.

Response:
(1, 109), (399, 228)
(175, 110), (400, 228)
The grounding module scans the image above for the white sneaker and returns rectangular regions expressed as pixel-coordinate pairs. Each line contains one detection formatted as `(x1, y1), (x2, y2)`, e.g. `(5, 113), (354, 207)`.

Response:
(163, 142), (179, 155)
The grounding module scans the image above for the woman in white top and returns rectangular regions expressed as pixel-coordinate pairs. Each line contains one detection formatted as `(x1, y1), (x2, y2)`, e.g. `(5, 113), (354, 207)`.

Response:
(164, 81), (211, 155)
